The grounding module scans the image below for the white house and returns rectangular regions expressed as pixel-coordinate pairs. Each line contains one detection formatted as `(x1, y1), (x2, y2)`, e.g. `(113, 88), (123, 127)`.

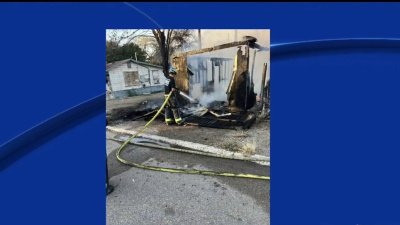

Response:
(106, 58), (166, 99)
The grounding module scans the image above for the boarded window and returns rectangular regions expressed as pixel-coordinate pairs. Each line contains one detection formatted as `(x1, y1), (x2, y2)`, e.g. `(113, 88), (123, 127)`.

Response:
(123, 71), (139, 87)
(152, 70), (160, 84)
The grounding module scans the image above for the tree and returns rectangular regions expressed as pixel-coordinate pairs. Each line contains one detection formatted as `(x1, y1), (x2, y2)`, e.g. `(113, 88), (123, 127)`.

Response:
(106, 29), (152, 46)
(147, 44), (162, 66)
(151, 29), (194, 78)
(106, 29), (195, 72)
(106, 41), (147, 63)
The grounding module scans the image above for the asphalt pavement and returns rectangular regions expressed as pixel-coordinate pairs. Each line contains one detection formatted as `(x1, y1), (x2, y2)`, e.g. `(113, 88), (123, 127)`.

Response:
(106, 132), (270, 225)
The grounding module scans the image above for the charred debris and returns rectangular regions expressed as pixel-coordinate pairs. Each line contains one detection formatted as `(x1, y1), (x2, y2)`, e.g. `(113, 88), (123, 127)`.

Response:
(129, 36), (270, 130)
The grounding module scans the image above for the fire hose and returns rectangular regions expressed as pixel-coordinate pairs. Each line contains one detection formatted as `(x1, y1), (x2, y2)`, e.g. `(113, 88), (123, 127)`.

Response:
(115, 91), (270, 180)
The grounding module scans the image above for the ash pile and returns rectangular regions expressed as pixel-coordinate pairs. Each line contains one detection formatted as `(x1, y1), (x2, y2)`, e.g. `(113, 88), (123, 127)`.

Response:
(133, 36), (270, 130)
(179, 96), (258, 130)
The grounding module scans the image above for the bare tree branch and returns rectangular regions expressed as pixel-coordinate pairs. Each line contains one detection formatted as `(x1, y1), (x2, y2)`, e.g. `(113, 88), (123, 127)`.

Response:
(106, 29), (152, 46)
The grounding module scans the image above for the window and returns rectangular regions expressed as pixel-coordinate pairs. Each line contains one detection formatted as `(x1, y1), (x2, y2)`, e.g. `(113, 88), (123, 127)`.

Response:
(127, 62), (132, 68)
(123, 71), (139, 87)
(152, 70), (160, 84)
(140, 74), (150, 83)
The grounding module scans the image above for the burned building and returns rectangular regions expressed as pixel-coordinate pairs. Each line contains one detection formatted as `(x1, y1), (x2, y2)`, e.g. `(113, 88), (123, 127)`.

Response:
(168, 36), (269, 129)
(123, 36), (270, 130)
(172, 36), (267, 112)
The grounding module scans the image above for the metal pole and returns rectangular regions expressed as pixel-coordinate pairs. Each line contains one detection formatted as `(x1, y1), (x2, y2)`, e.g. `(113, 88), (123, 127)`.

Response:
(234, 30), (238, 42)
(106, 155), (114, 195)
(244, 45), (250, 110)
(106, 119), (114, 196)
(198, 29), (202, 49)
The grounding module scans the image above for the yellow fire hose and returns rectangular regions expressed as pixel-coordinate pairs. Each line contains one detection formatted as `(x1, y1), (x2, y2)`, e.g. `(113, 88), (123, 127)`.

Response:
(115, 91), (270, 181)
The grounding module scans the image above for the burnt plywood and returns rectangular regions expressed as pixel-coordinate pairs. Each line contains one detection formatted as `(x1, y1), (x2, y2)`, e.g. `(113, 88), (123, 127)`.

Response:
(226, 47), (256, 110)
(172, 56), (190, 94)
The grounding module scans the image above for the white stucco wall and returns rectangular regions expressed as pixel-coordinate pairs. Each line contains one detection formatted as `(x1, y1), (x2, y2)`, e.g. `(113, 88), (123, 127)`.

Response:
(108, 61), (165, 92)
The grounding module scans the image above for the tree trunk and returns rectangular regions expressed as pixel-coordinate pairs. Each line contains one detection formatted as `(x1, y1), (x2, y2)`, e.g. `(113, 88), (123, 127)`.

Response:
(152, 29), (168, 78)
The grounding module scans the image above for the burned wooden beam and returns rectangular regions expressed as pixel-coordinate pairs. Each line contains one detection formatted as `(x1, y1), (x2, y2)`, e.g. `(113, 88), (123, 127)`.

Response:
(260, 63), (268, 110)
(252, 43), (269, 51)
(176, 36), (268, 58)
(175, 40), (251, 57)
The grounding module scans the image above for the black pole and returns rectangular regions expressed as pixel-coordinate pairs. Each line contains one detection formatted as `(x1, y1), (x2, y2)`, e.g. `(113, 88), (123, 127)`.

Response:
(106, 118), (114, 195)
(106, 154), (114, 195)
